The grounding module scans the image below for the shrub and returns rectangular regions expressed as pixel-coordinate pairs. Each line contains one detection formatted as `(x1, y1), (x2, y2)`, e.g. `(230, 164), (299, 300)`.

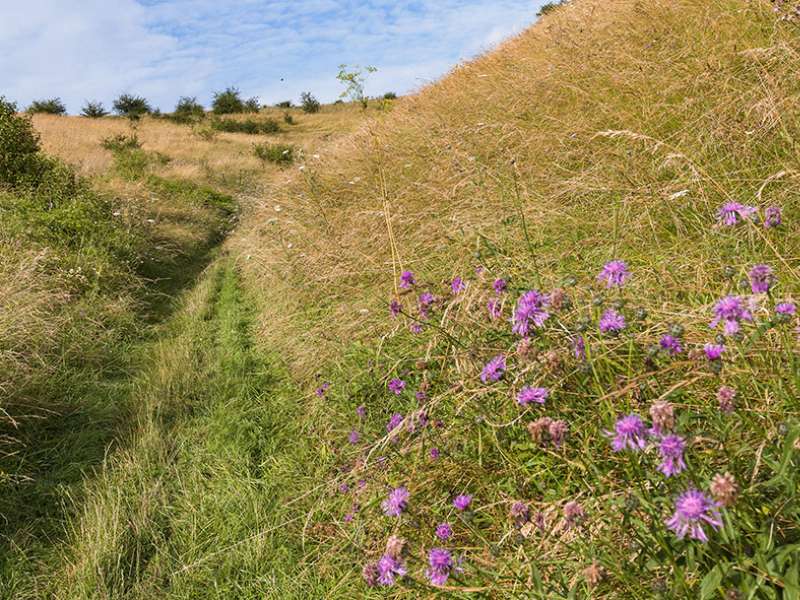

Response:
(276, 100), (293, 108)
(212, 87), (245, 115)
(0, 97), (45, 187)
(27, 98), (67, 115)
(81, 101), (108, 118)
(112, 94), (151, 119)
(538, 0), (568, 16)
(283, 112), (295, 125)
(253, 143), (295, 165)
(383, 92), (398, 100)
(244, 97), (261, 113)
(101, 134), (141, 152)
(172, 96), (205, 123)
(300, 92), (321, 114)
(211, 118), (279, 134)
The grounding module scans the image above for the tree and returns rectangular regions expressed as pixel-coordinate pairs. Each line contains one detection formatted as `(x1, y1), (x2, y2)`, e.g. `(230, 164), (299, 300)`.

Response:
(383, 92), (398, 100)
(27, 98), (67, 115)
(300, 92), (321, 114)
(81, 101), (108, 118)
(112, 94), (152, 119)
(173, 96), (205, 122)
(244, 97), (261, 113)
(0, 96), (42, 186)
(212, 87), (245, 115)
(336, 64), (377, 109)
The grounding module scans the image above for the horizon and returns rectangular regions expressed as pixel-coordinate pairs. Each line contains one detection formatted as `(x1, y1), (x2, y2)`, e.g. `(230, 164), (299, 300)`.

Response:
(1, 0), (545, 114)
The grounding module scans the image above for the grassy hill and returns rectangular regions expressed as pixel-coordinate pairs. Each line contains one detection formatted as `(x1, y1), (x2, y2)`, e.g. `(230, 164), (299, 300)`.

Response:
(3, 0), (800, 597)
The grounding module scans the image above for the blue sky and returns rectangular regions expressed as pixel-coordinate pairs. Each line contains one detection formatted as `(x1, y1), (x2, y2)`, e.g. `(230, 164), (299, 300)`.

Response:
(1, 1), (544, 113)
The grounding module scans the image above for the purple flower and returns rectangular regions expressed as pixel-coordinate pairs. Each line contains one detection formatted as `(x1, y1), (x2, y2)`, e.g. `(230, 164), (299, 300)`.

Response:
(338, 483), (350, 494)
(418, 292), (435, 319)
(376, 554), (407, 586)
(512, 290), (550, 336)
(597, 260), (630, 288)
(776, 302), (796, 316)
(493, 278), (507, 294)
(704, 343), (725, 361)
(607, 414), (648, 452)
(388, 378), (406, 395)
(356, 404), (366, 418)
(666, 489), (722, 542)
(415, 390), (427, 401)
(410, 323), (423, 334)
(599, 309), (626, 334)
(425, 548), (458, 587)
(710, 295), (752, 336)
(487, 298), (502, 320)
(430, 447), (440, 460)
(390, 299), (401, 317)
(749, 264), (774, 294)
(453, 494), (472, 511)
(717, 202), (757, 226)
(480, 355), (506, 384)
(451, 277), (465, 294)
(348, 430), (360, 444)
(315, 382), (330, 397)
(764, 205), (782, 228)
(573, 335), (586, 360)
(382, 486), (410, 517)
(435, 523), (453, 540)
(657, 434), (687, 477)
(386, 413), (403, 433)
(399, 271), (416, 289)
(660, 335), (683, 356)
(517, 386), (549, 406)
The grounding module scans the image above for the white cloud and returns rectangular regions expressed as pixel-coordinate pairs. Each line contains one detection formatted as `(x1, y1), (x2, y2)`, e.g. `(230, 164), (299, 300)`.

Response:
(0, 0), (544, 113)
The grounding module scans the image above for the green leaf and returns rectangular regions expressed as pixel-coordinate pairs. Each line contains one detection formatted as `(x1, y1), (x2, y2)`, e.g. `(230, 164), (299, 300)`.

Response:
(700, 564), (723, 600)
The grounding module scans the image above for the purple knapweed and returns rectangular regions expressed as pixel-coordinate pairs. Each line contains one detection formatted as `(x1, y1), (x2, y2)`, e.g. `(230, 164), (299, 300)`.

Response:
(390, 299), (401, 318)
(430, 447), (440, 460)
(660, 335), (683, 356)
(597, 260), (630, 288)
(410, 323), (423, 334)
(399, 271), (416, 289)
(512, 290), (550, 336)
(386, 412), (403, 433)
(607, 414), (648, 452)
(710, 295), (752, 336)
(657, 434), (687, 477)
(388, 378), (406, 395)
(666, 489), (722, 542)
(425, 548), (458, 587)
(764, 206), (782, 228)
(348, 430), (360, 444)
(563, 500), (585, 528)
(487, 298), (502, 320)
(435, 523), (453, 540)
(480, 355), (506, 384)
(717, 386), (736, 414)
(573, 335), (586, 360)
(493, 278), (507, 294)
(376, 554), (407, 586)
(776, 302), (796, 316)
(382, 486), (410, 517)
(717, 201), (757, 226)
(749, 264), (774, 294)
(510, 501), (530, 527)
(418, 292), (435, 319)
(516, 386), (549, 406)
(451, 277), (465, 294)
(599, 309), (626, 334)
(315, 382), (330, 397)
(548, 420), (568, 448)
(453, 494), (473, 511)
(356, 404), (366, 418)
(704, 343), (725, 361)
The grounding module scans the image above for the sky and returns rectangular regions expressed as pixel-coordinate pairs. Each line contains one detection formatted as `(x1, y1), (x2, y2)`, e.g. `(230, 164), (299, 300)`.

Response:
(0, 1), (544, 113)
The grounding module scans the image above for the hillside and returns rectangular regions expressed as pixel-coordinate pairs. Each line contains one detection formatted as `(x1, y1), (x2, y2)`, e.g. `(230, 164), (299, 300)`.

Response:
(3, 0), (800, 598)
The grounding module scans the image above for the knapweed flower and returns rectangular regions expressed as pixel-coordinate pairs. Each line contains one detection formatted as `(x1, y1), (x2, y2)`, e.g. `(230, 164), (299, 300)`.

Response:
(338, 482), (350, 494)
(315, 382), (330, 397)
(528, 417), (552, 445)
(430, 447), (440, 460)
(710, 472), (738, 507)
(385, 535), (406, 559)
(435, 523), (453, 540)
(573, 335), (586, 360)
(362, 562), (379, 587)
(382, 486), (410, 517)
(356, 404), (366, 418)
(390, 299), (401, 317)
(376, 554), (407, 586)
(480, 355), (506, 383)
(607, 414), (648, 452)
(451, 277), (465, 294)
(386, 413), (404, 432)
(717, 386), (736, 414)
(516, 386), (549, 406)
(388, 378), (406, 395)
(418, 292), (435, 319)
(704, 343), (725, 361)
(599, 309), (626, 334)
(649, 401), (675, 435)
(410, 323), (423, 334)
(510, 501), (530, 527)
(548, 420), (568, 448)
(717, 201), (757, 226)
(764, 205), (782, 228)
(399, 271), (416, 289)
(487, 298), (502, 320)
(425, 548), (458, 587)
(660, 334), (683, 356)
(348, 430), (360, 444)
(710, 295), (752, 336)
(597, 260), (630, 288)
(453, 494), (473, 511)
(512, 290), (550, 336)
(749, 264), (774, 294)
(657, 434), (687, 477)
(776, 302), (796, 316)
(493, 278), (507, 294)
(563, 500), (585, 528)
(666, 489), (722, 542)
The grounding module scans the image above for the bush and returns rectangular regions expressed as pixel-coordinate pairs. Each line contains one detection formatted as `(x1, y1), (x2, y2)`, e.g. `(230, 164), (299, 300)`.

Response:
(383, 92), (398, 100)
(27, 98), (67, 115)
(101, 134), (141, 152)
(253, 143), (295, 165)
(81, 101), (108, 118)
(244, 97), (261, 113)
(211, 118), (279, 135)
(283, 112), (295, 125)
(212, 87), (245, 115)
(0, 98), (45, 187)
(276, 100), (293, 108)
(300, 92), (321, 114)
(172, 96), (205, 123)
(112, 94), (151, 119)
(538, 0), (568, 16)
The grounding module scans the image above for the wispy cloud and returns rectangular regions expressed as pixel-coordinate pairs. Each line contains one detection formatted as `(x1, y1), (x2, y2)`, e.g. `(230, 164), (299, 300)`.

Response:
(0, 0), (543, 113)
